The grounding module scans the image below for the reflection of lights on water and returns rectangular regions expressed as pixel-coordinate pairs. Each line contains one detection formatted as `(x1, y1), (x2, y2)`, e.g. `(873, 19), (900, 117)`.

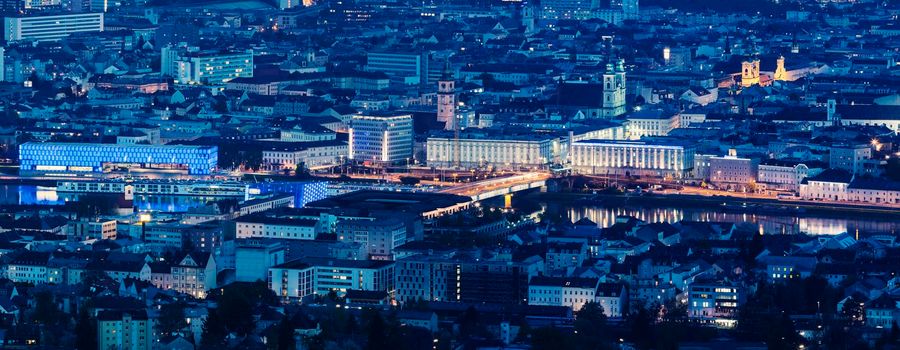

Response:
(35, 189), (59, 202)
(567, 206), (858, 236)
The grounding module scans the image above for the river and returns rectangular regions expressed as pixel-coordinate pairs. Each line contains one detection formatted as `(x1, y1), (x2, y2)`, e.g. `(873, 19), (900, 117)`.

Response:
(0, 184), (222, 213)
(555, 203), (899, 236)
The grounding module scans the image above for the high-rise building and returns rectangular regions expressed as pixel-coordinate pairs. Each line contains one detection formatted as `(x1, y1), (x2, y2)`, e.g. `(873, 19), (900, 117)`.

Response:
(621, 0), (638, 20)
(3, 11), (103, 42)
(348, 113), (414, 164)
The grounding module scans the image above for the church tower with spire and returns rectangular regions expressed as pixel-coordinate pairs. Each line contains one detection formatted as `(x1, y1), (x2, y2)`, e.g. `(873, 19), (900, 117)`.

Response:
(601, 58), (627, 118)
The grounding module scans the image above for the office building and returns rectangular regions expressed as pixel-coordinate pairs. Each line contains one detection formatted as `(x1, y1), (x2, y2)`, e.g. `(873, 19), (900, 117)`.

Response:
(426, 131), (559, 170)
(3, 11), (103, 42)
(161, 46), (253, 85)
(540, 0), (597, 20)
(67, 219), (117, 240)
(248, 181), (329, 208)
(268, 258), (395, 301)
(235, 239), (285, 283)
(395, 253), (541, 305)
(687, 281), (743, 329)
(348, 113), (414, 164)
(336, 217), (408, 260)
(19, 142), (218, 176)
(365, 50), (428, 85)
(569, 139), (695, 178)
(234, 215), (320, 241)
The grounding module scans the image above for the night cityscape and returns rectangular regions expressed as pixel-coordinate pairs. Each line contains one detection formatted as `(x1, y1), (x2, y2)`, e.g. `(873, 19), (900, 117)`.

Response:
(0, 0), (898, 349)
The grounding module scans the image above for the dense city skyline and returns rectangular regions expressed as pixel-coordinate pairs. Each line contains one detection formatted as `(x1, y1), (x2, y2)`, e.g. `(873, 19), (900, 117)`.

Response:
(0, 0), (898, 349)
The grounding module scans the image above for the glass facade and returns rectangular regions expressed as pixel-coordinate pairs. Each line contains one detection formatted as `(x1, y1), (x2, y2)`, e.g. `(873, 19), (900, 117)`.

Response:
(19, 143), (218, 175)
(249, 181), (328, 207)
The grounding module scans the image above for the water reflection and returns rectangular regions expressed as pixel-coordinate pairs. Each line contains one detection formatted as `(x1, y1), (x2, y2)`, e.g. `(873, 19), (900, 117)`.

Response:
(1, 185), (219, 212)
(564, 205), (897, 236)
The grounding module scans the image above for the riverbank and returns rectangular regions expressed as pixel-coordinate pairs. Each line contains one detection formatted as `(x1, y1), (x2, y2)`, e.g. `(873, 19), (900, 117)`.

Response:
(531, 191), (900, 219)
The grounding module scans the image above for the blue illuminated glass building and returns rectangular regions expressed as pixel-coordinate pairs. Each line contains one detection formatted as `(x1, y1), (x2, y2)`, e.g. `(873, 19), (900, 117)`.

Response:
(249, 181), (329, 207)
(19, 142), (218, 176)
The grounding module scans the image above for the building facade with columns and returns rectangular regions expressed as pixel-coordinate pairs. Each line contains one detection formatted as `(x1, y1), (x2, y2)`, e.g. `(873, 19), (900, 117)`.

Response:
(569, 139), (695, 178)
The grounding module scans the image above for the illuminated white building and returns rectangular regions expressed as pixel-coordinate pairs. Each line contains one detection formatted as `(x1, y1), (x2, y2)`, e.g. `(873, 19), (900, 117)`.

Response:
(528, 276), (599, 312)
(268, 258), (395, 300)
(3, 12), (104, 42)
(161, 46), (253, 85)
(426, 131), (560, 170)
(625, 109), (680, 139)
(687, 281), (743, 329)
(570, 139), (695, 178)
(348, 113), (413, 164)
(757, 159), (824, 192)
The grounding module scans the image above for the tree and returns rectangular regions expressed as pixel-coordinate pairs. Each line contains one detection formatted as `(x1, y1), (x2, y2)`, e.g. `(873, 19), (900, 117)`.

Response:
(156, 302), (188, 337)
(74, 309), (97, 350)
(365, 312), (387, 350)
(574, 302), (613, 349)
(33, 292), (61, 326)
(530, 327), (576, 350)
(886, 157), (900, 182)
(276, 315), (296, 350)
(200, 309), (228, 349)
(399, 176), (420, 185)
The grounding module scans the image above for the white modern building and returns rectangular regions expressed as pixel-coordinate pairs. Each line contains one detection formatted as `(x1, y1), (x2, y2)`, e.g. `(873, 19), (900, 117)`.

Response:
(426, 131), (560, 170)
(234, 216), (319, 240)
(349, 113), (414, 164)
(268, 258), (395, 300)
(687, 281), (743, 329)
(3, 12), (104, 42)
(161, 46), (253, 85)
(569, 139), (695, 178)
